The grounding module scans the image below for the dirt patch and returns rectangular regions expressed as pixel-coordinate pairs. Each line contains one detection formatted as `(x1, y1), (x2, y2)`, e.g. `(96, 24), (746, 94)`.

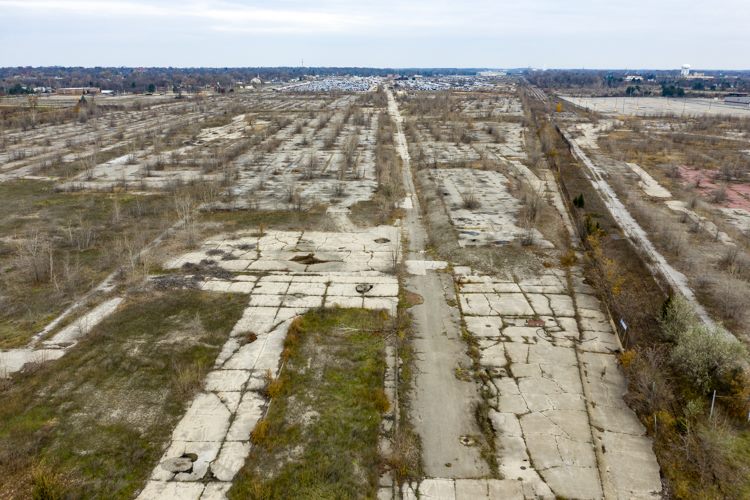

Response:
(180, 261), (234, 280)
(679, 165), (750, 211)
(403, 290), (424, 307)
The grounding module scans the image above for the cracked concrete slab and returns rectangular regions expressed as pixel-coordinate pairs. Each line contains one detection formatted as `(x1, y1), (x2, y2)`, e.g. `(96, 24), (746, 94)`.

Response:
(1, 297), (122, 377)
(455, 269), (661, 499)
(433, 168), (552, 248)
(405, 259), (447, 275)
(140, 225), (400, 497)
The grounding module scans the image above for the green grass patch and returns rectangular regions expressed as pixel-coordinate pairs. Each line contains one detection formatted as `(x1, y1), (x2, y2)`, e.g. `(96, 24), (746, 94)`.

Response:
(0, 290), (245, 498)
(229, 308), (389, 500)
(199, 206), (327, 233)
(388, 284), (423, 484)
(349, 198), (404, 227)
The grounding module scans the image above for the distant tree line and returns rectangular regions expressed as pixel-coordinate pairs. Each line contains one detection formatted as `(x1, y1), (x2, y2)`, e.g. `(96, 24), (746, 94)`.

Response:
(0, 66), (501, 95)
(661, 84), (685, 97)
(1, 83), (34, 95)
(526, 69), (750, 96)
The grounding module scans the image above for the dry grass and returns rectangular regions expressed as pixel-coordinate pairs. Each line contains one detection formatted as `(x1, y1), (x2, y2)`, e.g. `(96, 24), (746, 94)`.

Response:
(0, 181), (174, 348)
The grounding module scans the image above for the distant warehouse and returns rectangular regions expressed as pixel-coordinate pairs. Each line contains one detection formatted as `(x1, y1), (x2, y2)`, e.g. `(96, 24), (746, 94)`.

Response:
(56, 87), (100, 95)
(725, 94), (750, 106)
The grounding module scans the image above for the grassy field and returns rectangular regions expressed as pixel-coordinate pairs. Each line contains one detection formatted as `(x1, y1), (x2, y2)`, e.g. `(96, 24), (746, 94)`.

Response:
(229, 308), (390, 500)
(0, 290), (246, 499)
(0, 180), (171, 348)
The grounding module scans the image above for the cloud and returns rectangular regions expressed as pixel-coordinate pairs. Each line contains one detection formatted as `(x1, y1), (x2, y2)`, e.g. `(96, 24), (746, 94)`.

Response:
(0, 0), (748, 67)
(2, 0), (747, 37)
(0, 0), (368, 34)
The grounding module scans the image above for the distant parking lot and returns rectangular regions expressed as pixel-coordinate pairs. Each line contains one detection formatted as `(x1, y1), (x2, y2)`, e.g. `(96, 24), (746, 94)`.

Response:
(560, 95), (750, 117)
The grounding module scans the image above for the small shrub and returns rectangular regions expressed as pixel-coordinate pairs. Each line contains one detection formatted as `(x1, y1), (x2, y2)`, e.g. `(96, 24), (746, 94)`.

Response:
(31, 463), (66, 500)
(619, 349), (637, 369)
(573, 193), (585, 208)
(559, 250), (577, 267)
(461, 190), (480, 210)
(711, 185), (728, 204)
(173, 359), (206, 398)
(250, 418), (269, 445)
(372, 388), (390, 413)
(584, 214), (603, 236)
(670, 324), (746, 394)
(266, 377), (284, 399)
(387, 429), (421, 483)
(659, 295), (696, 341)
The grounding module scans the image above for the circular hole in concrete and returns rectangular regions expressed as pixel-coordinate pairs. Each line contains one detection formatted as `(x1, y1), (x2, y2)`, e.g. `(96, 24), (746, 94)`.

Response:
(355, 283), (374, 294)
(459, 435), (477, 447)
(374, 238), (390, 244)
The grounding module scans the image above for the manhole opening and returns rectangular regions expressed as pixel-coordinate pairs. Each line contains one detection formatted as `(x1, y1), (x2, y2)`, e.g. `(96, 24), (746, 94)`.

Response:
(290, 253), (328, 265)
(459, 435), (477, 447)
(374, 238), (390, 244)
(355, 283), (374, 294)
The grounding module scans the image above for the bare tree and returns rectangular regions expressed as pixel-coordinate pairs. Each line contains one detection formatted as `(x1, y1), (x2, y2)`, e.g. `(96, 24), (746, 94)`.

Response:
(303, 149), (319, 180)
(16, 231), (53, 284)
(175, 194), (198, 247)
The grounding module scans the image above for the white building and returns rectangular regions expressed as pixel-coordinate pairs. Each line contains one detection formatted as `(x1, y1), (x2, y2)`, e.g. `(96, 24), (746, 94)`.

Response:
(680, 64), (691, 77)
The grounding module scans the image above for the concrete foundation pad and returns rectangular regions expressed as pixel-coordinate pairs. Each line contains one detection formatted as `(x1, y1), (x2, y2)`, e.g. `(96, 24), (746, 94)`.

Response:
(598, 430), (662, 498)
(172, 393), (232, 442)
(43, 297), (123, 347)
(138, 481), (205, 500)
(0, 348), (65, 376)
(539, 465), (603, 500)
(488, 293), (534, 316)
(406, 260), (448, 275)
(226, 392), (264, 442)
(211, 441), (251, 481)
(419, 478), (455, 499)
(199, 482), (232, 500)
(204, 369), (250, 392)
(465, 316), (503, 338)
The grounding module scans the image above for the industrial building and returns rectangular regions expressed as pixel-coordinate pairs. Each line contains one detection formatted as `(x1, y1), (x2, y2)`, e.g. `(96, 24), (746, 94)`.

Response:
(56, 87), (101, 95)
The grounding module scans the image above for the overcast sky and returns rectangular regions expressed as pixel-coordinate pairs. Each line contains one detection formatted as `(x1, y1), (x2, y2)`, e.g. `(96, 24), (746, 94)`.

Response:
(1, 0), (748, 69)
